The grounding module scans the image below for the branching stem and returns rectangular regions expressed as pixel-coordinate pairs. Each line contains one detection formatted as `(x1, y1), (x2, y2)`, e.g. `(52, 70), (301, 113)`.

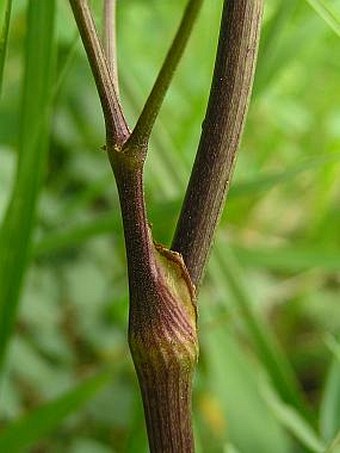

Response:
(126, 0), (203, 151)
(69, 0), (128, 145)
(172, 0), (264, 287)
(69, 1), (266, 451)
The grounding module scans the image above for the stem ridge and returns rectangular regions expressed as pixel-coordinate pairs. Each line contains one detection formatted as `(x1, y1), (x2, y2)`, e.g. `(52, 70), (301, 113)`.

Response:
(172, 0), (264, 287)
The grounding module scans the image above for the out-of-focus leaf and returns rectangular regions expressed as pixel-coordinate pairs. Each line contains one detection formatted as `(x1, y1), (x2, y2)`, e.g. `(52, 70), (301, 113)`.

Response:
(0, 371), (110, 452)
(0, 0), (12, 94)
(33, 151), (340, 258)
(0, 0), (55, 370)
(320, 337), (340, 442)
(260, 381), (326, 452)
(326, 431), (340, 453)
(201, 324), (290, 453)
(233, 245), (340, 273)
(254, 0), (296, 95)
(229, 153), (340, 199)
(325, 336), (340, 363)
(211, 246), (314, 424)
(254, 9), (321, 95)
(33, 199), (179, 257)
(304, 0), (340, 37)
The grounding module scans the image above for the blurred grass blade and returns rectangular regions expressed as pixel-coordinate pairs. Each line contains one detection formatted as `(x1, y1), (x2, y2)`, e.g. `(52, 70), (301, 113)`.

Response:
(0, 371), (110, 452)
(34, 212), (121, 257)
(33, 152), (340, 258)
(51, 33), (79, 101)
(59, 152), (340, 226)
(326, 431), (340, 452)
(233, 245), (340, 273)
(254, 0), (296, 95)
(304, 0), (340, 37)
(0, 0), (55, 370)
(201, 325), (289, 453)
(254, 6), (318, 95)
(320, 337), (340, 441)
(261, 381), (326, 452)
(213, 245), (314, 424)
(32, 199), (179, 257)
(0, 0), (12, 94)
(229, 153), (340, 199)
(325, 335), (340, 363)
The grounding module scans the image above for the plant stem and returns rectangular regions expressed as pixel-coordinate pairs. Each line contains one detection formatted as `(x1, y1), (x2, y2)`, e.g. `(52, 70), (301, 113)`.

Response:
(172, 0), (264, 287)
(126, 0), (203, 150)
(103, 0), (119, 94)
(69, 0), (128, 145)
(69, 1), (203, 449)
(109, 149), (198, 452)
(0, 0), (13, 96)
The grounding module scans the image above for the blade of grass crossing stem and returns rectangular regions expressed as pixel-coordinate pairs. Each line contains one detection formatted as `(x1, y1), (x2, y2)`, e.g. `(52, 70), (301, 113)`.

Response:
(57, 151), (340, 230)
(0, 371), (110, 452)
(0, 0), (12, 95)
(304, 0), (340, 37)
(32, 199), (180, 258)
(213, 245), (314, 424)
(32, 152), (340, 259)
(0, 0), (55, 371)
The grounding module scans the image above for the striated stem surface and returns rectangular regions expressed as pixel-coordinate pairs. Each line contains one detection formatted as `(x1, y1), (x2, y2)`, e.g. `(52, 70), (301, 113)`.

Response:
(69, 0), (128, 145)
(109, 147), (198, 452)
(172, 0), (264, 287)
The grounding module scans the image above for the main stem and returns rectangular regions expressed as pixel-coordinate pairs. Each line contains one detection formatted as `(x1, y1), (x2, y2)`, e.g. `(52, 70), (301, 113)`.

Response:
(109, 147), (198, 452)
(70, 1), (264, 450)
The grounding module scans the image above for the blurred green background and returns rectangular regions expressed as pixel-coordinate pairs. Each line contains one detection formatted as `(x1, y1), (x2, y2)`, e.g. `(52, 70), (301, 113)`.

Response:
(0, 0), (340, 451)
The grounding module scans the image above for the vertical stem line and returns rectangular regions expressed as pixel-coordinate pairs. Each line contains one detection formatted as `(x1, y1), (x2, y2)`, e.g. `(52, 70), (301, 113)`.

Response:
(172, 0), (264, 287)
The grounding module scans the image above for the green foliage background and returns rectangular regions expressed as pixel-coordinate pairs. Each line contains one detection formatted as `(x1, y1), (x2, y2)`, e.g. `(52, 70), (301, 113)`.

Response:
(0, 0), (340, 451)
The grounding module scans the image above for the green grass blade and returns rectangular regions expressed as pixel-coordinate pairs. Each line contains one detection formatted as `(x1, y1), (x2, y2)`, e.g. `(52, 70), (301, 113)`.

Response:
(254, 0), (296, 95)
(261, 381), (325, 452)
(326, 431), (340, 453)
(325, 336), (340, 364)
(320, 360), (340, 443)
(58, 152), (340, 227)
(33, 199), (179, 258)
(212, 245), (314, 424)
(233, 245), (340, 273)
(34, 213), (121, 257)
(229, 153), (340, 199)
(0, 0), (12, 94)
(0, 371), (110, 452)
(33, 152), (340, 258)
(201, 326), (290, 452)
(304, 0), (340, 37)
(0, 0), (55, 370)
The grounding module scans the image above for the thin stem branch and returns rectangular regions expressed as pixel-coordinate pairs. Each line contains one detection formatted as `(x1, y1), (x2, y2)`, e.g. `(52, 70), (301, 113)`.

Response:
(126, 0), (203, 151)
(103, 0), (119, 95)
(172, 0), (264, 287)
(69, 0), (128, 145)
